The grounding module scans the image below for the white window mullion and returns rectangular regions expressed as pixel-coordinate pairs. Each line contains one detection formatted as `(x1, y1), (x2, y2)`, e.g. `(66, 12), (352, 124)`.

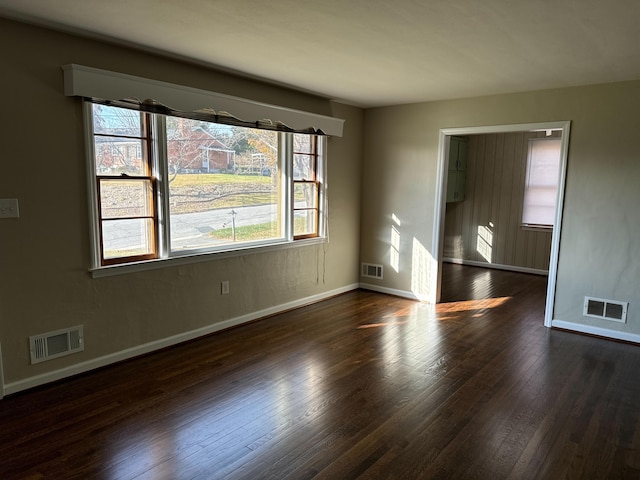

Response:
(318, 136), (328, 239)
(281, 132), (294, 240)
(83, 101), (101, 269)
(153, 115), (171, 258)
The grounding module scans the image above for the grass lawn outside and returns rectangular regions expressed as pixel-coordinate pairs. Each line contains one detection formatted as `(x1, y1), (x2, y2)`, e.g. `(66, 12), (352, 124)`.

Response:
(170, 173), (272, 188)
(169, 173), (277, 214)
(209, 217), (310, 242)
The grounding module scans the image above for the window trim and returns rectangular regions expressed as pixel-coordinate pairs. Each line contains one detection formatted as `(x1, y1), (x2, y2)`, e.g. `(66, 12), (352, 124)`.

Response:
(65, 64), (345, 136)
(84, 102), (328, 276)
(89, 236), (327, 278)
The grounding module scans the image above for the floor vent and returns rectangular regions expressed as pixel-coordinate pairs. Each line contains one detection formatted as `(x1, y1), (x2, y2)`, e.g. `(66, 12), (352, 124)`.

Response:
(583, 297), (628, 323)
(361, 263), (383, 279)
(29, 326), (84, 364)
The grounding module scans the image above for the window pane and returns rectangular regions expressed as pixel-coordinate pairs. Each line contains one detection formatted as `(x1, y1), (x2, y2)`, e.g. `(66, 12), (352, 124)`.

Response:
(94, 137), (147, 176)
(92, 104), (143, 137)
(293, 134), (313, 154)
(99, 179), (154, 219)
(294, 183), (318, 208)
(167, 119), (283, 251)
(101, 218), (155, 259)
(293, 154), (314, 180)
(294, 209), (318, 237)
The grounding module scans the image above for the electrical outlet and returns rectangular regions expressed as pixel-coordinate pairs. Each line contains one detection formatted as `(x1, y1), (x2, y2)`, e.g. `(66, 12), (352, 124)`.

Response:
(0, 199), (19, 219)
(221, 280), (230, 295)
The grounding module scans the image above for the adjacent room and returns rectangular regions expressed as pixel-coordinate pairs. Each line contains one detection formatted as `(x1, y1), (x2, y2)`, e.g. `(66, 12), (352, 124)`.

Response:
(1, 1), (640, 478)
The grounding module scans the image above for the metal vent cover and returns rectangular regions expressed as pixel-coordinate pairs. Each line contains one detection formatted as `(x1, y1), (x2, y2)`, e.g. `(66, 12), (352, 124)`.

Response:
(29, 326), (84, 364)
(361, 263), (383, 279)
(584, 297), (628, 323)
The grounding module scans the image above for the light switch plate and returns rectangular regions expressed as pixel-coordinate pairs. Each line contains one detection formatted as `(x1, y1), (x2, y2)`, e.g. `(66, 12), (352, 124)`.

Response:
(0, 199), (19, 218)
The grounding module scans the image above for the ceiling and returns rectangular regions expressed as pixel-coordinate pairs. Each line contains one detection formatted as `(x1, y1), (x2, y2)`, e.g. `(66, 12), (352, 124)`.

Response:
(1, 0), (639, 108)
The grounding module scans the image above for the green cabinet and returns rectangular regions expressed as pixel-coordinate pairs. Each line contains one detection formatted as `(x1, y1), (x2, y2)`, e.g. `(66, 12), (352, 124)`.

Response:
(447, 136), (468, 203)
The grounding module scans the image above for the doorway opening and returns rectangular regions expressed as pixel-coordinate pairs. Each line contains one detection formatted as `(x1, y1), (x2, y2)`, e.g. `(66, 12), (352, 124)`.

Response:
(433, 122), (571, 327)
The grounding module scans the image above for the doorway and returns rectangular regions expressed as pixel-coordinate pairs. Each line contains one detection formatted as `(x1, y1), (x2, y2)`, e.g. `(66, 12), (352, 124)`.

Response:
(433, 122), (571, 327)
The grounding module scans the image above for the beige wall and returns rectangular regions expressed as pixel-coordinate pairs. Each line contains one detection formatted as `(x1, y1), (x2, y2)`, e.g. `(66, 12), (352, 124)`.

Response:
(444, 132), (554, 271)
(0, 18), (363, 389)
(362, 80), (640, 335)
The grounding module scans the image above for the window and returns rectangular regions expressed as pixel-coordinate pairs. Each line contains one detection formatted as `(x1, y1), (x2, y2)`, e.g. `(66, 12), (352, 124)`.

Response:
(88, 103), (325, 269)
(293, 134), (322, 239)
(522, 137), (562, 229)
(92, 107), (157, 264)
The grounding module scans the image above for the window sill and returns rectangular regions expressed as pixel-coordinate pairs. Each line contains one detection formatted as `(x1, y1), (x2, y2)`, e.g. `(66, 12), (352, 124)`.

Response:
(89, 237), (326, 278)
(521, 224), (553, 232)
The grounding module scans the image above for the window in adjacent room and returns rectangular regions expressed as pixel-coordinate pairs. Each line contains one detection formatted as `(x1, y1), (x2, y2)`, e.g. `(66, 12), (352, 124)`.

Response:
(88, 103), (326, 269)
(522, 137), (562, 229)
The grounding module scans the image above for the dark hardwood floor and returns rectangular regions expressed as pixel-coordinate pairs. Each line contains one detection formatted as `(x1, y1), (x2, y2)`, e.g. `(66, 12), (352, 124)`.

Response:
(2, 264), (640, 479)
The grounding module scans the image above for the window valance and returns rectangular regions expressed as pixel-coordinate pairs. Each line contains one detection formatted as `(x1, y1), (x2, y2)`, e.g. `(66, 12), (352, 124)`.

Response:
(62, 64), (344, 137)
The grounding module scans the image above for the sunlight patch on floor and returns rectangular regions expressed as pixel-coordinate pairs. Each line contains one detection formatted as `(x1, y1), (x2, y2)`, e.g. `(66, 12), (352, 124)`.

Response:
(437, 296), (511, 314)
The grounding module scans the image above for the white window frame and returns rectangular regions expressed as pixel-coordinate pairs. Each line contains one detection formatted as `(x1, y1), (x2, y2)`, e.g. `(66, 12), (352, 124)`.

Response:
(84, 102), (328, 277)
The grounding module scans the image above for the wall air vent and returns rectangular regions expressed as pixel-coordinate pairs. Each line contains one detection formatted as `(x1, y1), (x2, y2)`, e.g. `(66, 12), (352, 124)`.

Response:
(361, 263), (383, 279)
(29, 325), (84, 364)
(583, 297), (628, 323)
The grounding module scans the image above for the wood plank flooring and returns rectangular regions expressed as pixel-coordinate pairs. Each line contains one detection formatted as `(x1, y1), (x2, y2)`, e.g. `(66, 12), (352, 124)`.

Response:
(2, 264), (640, 479)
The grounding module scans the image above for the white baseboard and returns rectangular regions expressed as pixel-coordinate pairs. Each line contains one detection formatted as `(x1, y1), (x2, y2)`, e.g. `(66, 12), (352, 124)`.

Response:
(552, 320), (640, 344)
(361, 261), (548, 304)
(3, 283), (359, 396)
(359, 283), (421, 301)
(443, 258), (548, 276)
